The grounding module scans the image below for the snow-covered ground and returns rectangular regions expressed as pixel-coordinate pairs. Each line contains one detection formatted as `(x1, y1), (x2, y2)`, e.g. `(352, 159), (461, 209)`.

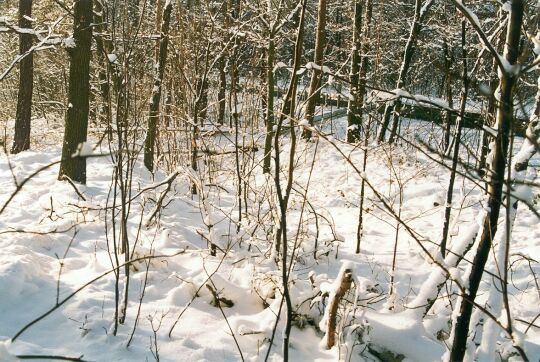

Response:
(0, 116), (539, 361)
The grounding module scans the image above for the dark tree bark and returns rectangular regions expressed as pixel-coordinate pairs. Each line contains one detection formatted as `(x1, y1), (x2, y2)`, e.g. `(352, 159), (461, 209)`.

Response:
(346, 0), (363, 143)
(449, 1), (524, 360)
(143, 0), (173, 172)
(11, 0), (34, 154)
(442, 38), (454, 153)
(94, 0), (114, 132)
(302, 0), (327, 139)
(356, 115), (372, 253)
(196, 77), (209, 124)
(217, 55), (227, 125)
(263, 35), (275, 174)
(58, 0), (93, 184)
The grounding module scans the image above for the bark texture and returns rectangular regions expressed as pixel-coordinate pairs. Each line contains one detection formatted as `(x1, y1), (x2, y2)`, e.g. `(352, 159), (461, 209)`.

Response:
(11, 0), (34, 154)
(58, 0), (93, 184)
(144, 0), (173, 172)
(346, 0), (363, 143)
(302, 0), (327, 139)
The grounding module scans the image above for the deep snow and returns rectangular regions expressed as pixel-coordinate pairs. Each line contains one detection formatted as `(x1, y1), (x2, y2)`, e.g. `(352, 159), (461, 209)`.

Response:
(0, 116), (539, 361)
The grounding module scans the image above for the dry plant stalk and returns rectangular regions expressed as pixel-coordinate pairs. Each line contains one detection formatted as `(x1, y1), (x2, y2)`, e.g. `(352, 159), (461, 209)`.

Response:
(325, 268), (353, 349)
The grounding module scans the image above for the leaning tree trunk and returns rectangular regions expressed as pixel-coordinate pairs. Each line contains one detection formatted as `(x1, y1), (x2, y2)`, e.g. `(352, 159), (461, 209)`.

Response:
(477, 13), (540, 362)
(346, 0), (363, 143)
(449, 1), (523, 360)
(11, 0), (34, 154)
(143, 0), (173, 172)
(58, 0), (93, 184)
(377, 0), (433, 144)
(302, 0), (327, 139)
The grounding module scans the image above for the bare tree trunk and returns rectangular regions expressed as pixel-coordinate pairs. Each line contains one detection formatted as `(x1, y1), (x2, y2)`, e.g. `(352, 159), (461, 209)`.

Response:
(155, 0), (164, 61)
(263, 34), (275, 174)
(478, 15), (540, 361)
(346, 0), (363, 143)
(196, 76), (209, 125)
(217, 55), (227, 125)
(268, 1), (307, 359)
(302, 0), (327, 139)
(356, 115), (372, 253)
(478, 9), (506, 178)
(94, 0), (114, 135)
(356, 0), (372, 130)
(478, 56), (499, 178)
(477, 120), (538, 360)
(143, 0), (173, 172)
(217, 0), (229, 126)
(190, 25), (214, 194)
(449, 2), (523, 360)
(377, 0), (433, 144)
(59, 0), (93, 184)
(442, 38), (454, 153)
(440, 18), (469, 258)
(11, 0), (33, 154)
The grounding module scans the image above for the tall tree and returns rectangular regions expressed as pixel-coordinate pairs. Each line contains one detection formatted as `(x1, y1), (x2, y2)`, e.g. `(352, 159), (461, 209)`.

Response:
(263, 27), (275, 174)
(478, 7), (506, 178)
(262, 0), (285, 174)
(94, 0), (114, 132)
(302, 0), (327, 139)
(11, 0), (34, 154)
(58, 0), (93, 184)
(346, 0), (363, 143)
(355, 0), (371, 134)
(268, 1), (307, 359)
(441, 37), (454, 153)
(449, 1), (524, 359)
(144, 0), (173, 172)
(217, 0), (229, 126)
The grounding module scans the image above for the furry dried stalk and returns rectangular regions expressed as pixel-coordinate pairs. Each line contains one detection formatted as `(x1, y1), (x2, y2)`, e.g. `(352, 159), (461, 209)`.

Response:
(323, 267), (353, 349)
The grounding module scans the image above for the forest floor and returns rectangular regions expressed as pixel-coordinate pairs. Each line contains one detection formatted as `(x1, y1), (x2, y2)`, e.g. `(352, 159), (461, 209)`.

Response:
(0, 116), (539, 361)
